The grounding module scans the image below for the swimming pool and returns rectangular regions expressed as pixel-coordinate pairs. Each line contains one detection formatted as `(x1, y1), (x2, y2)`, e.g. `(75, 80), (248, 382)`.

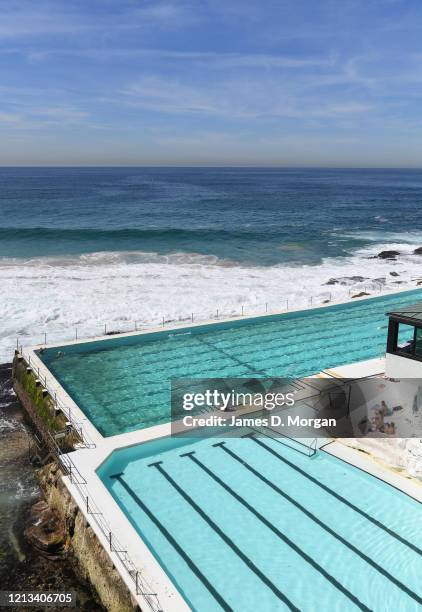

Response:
(98, 432), (422, 612)
(39, 289), (422, 437)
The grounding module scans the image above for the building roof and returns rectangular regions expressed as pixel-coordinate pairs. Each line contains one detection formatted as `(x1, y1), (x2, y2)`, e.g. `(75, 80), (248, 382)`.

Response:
(387, 301), (422, 323)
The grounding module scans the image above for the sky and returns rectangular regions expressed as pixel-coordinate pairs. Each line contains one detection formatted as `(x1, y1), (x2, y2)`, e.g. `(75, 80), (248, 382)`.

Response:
(2, 0), (422, 166)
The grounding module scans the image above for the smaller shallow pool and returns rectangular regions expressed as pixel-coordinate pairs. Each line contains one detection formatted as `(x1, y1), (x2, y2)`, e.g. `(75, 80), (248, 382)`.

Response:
(99, 433), (422, 612)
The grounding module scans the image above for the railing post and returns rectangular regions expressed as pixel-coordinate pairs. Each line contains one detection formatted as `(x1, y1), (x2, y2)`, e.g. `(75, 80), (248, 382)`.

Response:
(44, 332), (47, 345)
(216, 309), (219, 319)
(191, 312), (194, 323)
(75, 328), (78, 340)
(162, 316), (165, 327)
(109, 532), (112, 551)
(265, 302), (268, 313)
(134, 321), (137, 331)
(241, 305), (244, 316)
(286, 299), (289, 310)
(104, 323), (107, 335)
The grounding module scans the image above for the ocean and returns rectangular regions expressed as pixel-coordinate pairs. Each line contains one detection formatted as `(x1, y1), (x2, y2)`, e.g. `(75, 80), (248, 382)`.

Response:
(1, 166), (422, 362)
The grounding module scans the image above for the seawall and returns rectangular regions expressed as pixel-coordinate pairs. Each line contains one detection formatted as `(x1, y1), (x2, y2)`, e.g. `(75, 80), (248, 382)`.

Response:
(12, 356), (140, 612)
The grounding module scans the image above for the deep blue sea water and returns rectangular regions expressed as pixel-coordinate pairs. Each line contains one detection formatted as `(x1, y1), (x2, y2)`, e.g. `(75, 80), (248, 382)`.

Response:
(2, 166), (422, 265)
(2, 166), (422, 363)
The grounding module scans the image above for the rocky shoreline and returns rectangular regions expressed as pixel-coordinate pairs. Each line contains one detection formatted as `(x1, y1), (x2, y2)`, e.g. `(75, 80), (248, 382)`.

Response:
(0, 363), (103, 612)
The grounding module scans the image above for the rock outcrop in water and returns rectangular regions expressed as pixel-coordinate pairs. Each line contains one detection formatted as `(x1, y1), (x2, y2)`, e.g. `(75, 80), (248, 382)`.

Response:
(351, 291), (371, 298)
(375, 250), (400, 259)
(325, 276), (367, 285)
(414, 247), (422, 255)
(24, 500), (66, 559)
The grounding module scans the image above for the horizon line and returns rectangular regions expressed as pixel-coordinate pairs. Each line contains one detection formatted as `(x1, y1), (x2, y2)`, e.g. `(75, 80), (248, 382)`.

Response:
(0, 164), (422, 170)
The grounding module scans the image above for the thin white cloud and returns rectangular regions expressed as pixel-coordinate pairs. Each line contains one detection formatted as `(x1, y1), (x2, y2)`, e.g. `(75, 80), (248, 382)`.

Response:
(130, 2), (200, 26)
(119, 76), (374, 120)
(0, 1), (199, 40)
(0, 102), (94, 131)
(24, 46), (335, 69)
(31, 107), (89, 121)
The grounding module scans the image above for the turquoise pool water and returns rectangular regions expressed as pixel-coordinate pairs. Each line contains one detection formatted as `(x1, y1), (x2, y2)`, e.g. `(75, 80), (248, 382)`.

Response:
(40, 289), (422, 437)
(98, 433), (422, 612)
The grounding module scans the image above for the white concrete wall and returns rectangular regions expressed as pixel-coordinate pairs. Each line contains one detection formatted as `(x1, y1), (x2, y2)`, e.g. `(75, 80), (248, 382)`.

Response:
(385, 352), (422, 378)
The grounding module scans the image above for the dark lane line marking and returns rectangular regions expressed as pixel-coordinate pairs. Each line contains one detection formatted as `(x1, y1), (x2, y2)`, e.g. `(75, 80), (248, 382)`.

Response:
(213, 442), (422, 606)
(110, 473), (233, 612)
(245, 432), (422, 556)
(181, 451), (370, 612)
(148, 460), (300, 611)
(194, 335), (270, 377)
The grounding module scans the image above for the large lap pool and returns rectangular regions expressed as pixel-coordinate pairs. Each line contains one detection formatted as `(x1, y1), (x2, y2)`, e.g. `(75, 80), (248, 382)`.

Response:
(98, 433), (422, 612)
(39, 289), (422, 437)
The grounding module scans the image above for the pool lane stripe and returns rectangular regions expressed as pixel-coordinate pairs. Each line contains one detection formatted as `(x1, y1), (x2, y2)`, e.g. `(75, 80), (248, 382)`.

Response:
(243, 432), (422, 557)
(213, 442), (422, 605)
(147, 460), (300, 612)
(181, 451), (370, 612)
(194, 335), (270, 377)
(110, 473), (233, 612)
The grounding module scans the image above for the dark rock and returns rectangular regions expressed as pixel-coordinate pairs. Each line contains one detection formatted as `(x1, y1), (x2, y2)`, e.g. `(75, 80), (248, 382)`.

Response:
(24, 500), (66, 559)
(373, 277), (386, 284)
(351, 292), (371, 298)
(349, 276), (367, 282)
(375, 250), (400, 259)
(413, 247), (422, 255)
(390, 271), (400, 277)
(325, 276), (367, 286)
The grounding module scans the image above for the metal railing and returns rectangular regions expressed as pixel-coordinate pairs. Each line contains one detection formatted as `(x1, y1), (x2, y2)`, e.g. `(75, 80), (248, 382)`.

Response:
(32, 429), (163, 612)
(19, 354), (162, 610)
(18, 348), (96, 450)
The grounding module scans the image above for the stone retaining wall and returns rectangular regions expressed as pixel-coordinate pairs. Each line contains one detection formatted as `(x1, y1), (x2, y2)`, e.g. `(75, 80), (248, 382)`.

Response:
(12, 357), (140, 612)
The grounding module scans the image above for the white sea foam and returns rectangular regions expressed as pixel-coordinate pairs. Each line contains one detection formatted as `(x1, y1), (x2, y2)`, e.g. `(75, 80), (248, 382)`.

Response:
(1, 242), (422, 363)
